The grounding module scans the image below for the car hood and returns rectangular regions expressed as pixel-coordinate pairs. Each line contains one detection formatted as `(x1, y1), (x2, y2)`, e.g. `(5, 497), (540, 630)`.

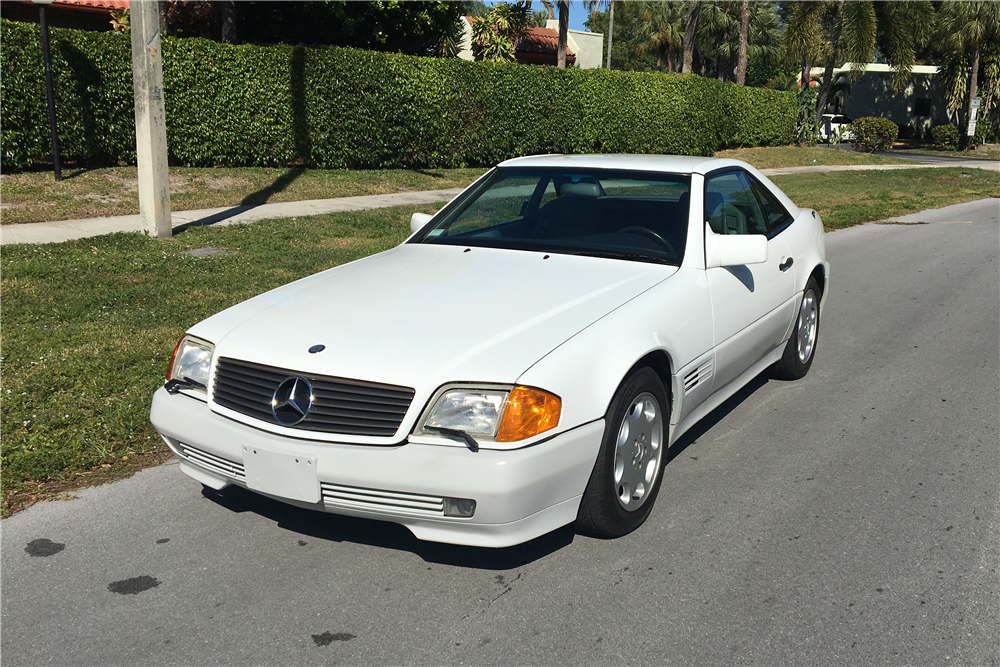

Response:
(191, 243), (675, 394)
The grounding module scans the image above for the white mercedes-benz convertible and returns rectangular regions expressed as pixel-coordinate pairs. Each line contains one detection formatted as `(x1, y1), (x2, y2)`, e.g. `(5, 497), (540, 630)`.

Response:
(150, 154), (829, 548)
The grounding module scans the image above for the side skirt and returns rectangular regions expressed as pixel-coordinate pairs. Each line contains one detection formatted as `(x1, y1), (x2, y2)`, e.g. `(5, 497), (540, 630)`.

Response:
(667, 344), (785, 448)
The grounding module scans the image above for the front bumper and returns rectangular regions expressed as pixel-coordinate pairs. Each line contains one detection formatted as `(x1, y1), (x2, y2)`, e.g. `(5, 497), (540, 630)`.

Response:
(150, 388), (603, 548)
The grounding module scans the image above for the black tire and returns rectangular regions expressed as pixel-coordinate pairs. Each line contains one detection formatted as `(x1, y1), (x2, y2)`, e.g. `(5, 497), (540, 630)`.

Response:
(772, 277), (821, 380)
(577, 367), (670, 538)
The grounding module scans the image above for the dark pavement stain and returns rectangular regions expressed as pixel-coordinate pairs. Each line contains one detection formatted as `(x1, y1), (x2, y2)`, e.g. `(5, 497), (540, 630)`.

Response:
(108, 575), (161, 595)
(156, 538), (170, 544)
(312, 631), (356, 646)
(298, 540), (307, 546)
(25, 538), (65, 557)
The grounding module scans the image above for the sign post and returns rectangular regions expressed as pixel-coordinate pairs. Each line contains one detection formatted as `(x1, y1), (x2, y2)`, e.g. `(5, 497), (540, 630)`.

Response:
(130, 1), (171, 238)
(968, 97), (981, 137)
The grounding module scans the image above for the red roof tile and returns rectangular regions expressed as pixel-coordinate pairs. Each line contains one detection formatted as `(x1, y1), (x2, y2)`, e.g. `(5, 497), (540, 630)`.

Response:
(51, 0), (129, 11)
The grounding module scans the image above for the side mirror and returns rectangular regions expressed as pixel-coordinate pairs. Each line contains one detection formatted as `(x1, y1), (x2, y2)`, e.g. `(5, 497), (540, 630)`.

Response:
(706, 234), (768, 268)
(410, 212), (433, 234)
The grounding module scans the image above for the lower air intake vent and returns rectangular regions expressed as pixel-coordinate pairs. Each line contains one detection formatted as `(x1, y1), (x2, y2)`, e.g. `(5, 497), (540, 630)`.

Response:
(180, 444), (245, 480)
(320, 482), (444, 516)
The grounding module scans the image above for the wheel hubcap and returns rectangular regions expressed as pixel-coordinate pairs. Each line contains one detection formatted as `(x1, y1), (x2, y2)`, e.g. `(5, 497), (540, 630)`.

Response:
(613, 392), (663, 511)
(797, 289), (818, 364)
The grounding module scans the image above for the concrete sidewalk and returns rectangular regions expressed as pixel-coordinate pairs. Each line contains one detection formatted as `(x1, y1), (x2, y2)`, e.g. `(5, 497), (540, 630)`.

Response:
(2, 159), (997, 246)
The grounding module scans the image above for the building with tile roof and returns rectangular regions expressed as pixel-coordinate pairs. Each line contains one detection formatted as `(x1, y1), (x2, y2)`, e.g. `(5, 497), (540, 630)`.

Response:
(458, 16), (603, 69)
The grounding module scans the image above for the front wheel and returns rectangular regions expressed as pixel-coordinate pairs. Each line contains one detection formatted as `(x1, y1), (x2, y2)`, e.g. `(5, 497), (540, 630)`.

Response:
(577, 367), (669, 538)
(772, 277), (821, 380)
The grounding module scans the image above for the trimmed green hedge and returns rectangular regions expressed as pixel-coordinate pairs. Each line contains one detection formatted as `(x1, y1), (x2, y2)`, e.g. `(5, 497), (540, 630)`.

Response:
(2, 19), (796, 171)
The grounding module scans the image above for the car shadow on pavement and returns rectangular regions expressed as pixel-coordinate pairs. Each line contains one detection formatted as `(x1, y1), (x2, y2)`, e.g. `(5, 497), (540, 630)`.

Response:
(665, 373), (770, 463)
(201, 484), (575, 570)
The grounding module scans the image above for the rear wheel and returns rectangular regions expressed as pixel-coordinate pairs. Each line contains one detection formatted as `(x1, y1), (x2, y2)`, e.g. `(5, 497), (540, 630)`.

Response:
(772, 277), (820, 380)
(577, 367), (669, 538)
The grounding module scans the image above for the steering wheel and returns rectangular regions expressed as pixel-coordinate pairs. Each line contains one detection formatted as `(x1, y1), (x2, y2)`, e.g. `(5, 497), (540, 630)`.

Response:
(618, 226), (677, 256)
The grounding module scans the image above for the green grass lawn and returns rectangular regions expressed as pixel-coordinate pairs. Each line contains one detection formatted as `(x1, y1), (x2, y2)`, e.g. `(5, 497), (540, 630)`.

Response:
(772, 167), (1000, 229)
(713, 146), (913, 169)
(0, 166), (486, 225)
(2, 166), (998, 515)
(2, 146), (916, 226)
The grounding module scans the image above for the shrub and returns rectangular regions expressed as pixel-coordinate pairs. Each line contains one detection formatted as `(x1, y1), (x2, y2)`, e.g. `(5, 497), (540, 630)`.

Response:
(851, 117), (898, 152)
(930, 124), (960, 149)
(973, 119), (997, 145)
(1, 18), (796, 171)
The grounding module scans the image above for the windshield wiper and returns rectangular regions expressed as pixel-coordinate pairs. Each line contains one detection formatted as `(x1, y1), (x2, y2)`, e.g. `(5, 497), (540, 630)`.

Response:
(164, 376), (207, 394)
(424, 425), (480, 452)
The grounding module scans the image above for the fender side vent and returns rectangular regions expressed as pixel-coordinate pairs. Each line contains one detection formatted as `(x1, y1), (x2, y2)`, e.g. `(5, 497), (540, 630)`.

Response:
(683, 360), (714, 393)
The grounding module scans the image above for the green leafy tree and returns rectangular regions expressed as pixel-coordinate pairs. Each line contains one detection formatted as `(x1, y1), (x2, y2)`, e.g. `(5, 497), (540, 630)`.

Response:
(784, 1), (933, 126)
(585, 2), (658, 72)
(235, 1), (467, 55)
(471, 2), (531, 62)
(635, 1), (686, 72)
(935, 1), (1000, 142)
(695, 2), (782, 83)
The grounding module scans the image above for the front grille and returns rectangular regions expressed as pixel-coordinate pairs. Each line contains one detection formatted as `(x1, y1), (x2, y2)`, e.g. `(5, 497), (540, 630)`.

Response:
(320, 482), (445, 516)
(213, 357), (414, 437)
(180, 443), (245, 480)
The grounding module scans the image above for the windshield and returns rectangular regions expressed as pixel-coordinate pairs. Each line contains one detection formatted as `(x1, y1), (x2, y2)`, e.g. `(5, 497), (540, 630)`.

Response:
(410, 167), (691, 265)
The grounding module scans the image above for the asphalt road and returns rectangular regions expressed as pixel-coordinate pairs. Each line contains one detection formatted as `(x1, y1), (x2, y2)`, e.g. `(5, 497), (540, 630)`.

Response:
(3, 200), (998, 666)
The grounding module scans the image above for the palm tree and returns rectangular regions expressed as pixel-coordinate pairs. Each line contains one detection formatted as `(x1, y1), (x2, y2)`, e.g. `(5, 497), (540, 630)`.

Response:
(636, 1), (685, 72)
(785, 1), (931, 126)
(736, 0), (750, 84)
(693, 1), (781, 83)
(682, 0), (699, 73)
(936, 1), (1000, 138)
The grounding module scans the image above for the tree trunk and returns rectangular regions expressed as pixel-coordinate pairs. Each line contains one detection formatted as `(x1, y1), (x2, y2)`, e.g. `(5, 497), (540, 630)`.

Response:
(557, 1), (568, 69)
(800, 56), (809, 90)
(965, 41), (981, 139)
(736, 0), (750, 85)
(717, 52), (726, 81)
(682, 0), (699, 73)
(815, 44), (839, 127)
(606, 0), (614, 69)
(220, 0), (236, 43)
(667, 50), (673, 73)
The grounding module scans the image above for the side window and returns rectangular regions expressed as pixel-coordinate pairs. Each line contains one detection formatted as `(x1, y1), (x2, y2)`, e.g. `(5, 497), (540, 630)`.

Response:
(705, 171), (768, 235)
(747, 176), (793, 233)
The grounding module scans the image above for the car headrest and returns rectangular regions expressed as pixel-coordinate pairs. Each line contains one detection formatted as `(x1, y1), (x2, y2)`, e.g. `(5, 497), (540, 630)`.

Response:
(705, 192), (724, 216)
(559, 182), (602, 198)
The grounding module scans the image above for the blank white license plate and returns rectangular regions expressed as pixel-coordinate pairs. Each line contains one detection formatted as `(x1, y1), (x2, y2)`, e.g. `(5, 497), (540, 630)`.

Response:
(243, 446), (320, 504)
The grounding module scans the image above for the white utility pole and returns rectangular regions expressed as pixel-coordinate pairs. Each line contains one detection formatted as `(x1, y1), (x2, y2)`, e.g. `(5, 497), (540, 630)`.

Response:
(130, 0), (171, 238)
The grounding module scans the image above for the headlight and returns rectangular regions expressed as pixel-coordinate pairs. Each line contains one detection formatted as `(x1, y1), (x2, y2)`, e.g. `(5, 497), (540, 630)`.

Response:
(166, 335), (214, 394)
(417, 385), (561, 443)
(421, 387), (509, 437)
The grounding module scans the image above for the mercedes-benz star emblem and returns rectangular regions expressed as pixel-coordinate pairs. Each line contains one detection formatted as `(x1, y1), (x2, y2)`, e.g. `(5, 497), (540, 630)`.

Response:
(271, 376), (314, 426)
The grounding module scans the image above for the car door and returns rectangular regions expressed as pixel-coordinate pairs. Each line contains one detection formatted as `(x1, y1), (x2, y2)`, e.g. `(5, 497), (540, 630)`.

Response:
(704, 169), (796, 390)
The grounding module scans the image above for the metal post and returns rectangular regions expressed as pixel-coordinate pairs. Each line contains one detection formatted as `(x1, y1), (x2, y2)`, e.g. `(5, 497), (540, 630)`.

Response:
(605, 0), (614, 70)
(38, 3), (62, 181)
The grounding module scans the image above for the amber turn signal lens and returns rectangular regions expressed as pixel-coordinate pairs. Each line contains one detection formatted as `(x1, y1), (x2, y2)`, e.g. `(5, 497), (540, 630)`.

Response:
(495, 386), (561, 442)
(165, 337), (184, 381)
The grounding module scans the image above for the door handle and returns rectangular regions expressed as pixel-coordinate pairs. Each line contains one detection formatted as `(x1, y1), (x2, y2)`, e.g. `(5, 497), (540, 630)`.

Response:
(779, 257), (794, 271)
